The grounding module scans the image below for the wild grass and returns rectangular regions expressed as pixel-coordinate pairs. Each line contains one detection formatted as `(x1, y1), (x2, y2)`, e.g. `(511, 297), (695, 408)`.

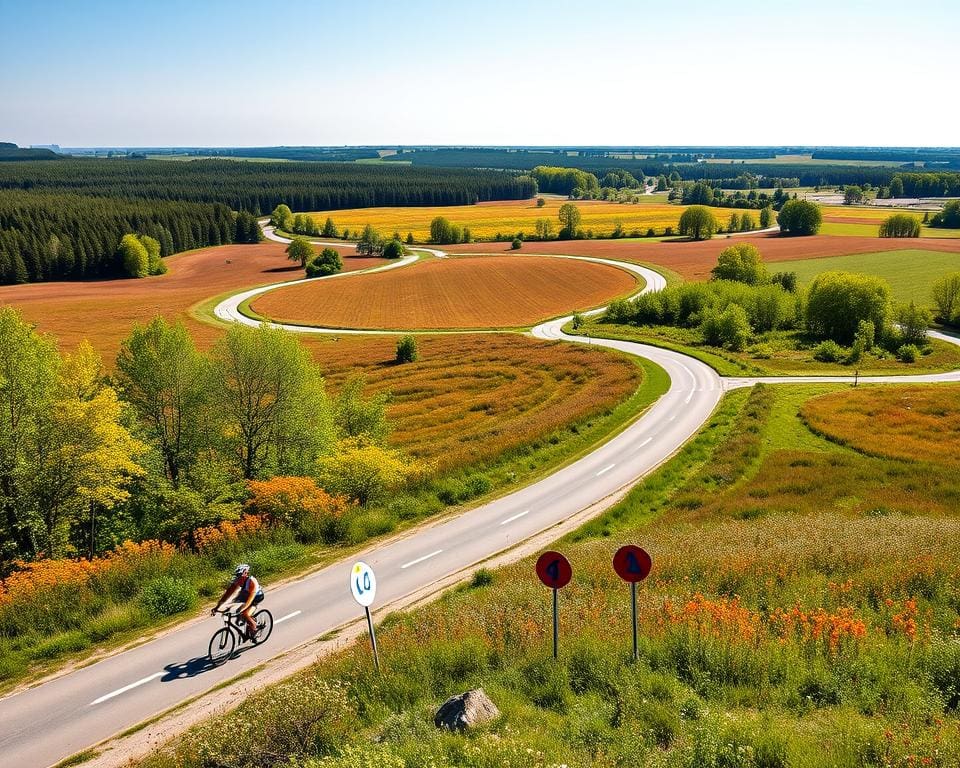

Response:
(801, 384), (960, 469)
(138, 383), (960, 768)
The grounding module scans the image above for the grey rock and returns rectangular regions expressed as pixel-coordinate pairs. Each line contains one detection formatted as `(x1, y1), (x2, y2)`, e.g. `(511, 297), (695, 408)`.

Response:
(434, 688), (500, 731)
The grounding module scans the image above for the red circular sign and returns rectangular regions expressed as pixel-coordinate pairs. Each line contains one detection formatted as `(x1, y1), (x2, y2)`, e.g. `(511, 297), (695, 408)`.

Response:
(613, 545), (652, 583)
(536, 551), (572, 589)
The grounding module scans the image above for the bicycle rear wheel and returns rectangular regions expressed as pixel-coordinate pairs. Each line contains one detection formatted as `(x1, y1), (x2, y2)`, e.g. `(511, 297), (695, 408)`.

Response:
(252, 609), (273, 644)
(208, 627), (236, 665)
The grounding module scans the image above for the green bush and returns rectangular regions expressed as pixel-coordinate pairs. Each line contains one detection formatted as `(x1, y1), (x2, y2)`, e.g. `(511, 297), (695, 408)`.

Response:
(897, 344), (920, 363)
(879, 213), (921, 238)
(511, 237), (522, 250)
(806, 271), (892, 344)
(396, 335), (418, 364)
(139, 577), (198, 618)
(813, 340), (844, 362)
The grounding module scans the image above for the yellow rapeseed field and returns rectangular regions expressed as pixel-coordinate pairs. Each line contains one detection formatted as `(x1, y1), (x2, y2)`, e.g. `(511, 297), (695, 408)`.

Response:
(307, 198), (760, 241)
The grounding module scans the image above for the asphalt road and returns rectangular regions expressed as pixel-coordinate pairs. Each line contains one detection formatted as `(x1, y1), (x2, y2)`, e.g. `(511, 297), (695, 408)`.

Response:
(3, 236), (958, 768)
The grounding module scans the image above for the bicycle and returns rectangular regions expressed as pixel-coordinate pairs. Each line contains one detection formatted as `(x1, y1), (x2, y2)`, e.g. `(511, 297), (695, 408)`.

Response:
(208, 606), (274, 666)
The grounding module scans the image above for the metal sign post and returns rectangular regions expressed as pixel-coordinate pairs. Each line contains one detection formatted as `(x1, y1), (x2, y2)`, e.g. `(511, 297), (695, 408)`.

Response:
(535, 551), (572, 660)
(612, 545), (652, 662)
(350, 561), (380, 673)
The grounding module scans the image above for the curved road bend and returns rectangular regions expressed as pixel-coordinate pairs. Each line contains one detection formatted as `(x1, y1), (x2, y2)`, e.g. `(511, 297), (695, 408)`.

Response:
(0, 257), (723, 768)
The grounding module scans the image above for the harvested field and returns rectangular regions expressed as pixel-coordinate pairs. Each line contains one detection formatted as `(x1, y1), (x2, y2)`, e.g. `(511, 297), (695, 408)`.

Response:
(442, 234), (960, 281)
(303, 333), (641, 471)
(800, 384), (960, 470)
(307, 197), (759, 241)
(0, 243), (373, 358)
(251, 255), (638, 329)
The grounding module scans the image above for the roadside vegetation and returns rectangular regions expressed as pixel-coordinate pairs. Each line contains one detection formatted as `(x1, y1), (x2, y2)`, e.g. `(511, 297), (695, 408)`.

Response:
(595, 243), (953, 375)
(137, 383), (960, 768)
(0, 311), (656, 687)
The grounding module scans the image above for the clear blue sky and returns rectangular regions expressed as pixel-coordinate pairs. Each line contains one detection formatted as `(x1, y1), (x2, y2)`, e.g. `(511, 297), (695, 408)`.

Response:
(2, 0), (957, 147)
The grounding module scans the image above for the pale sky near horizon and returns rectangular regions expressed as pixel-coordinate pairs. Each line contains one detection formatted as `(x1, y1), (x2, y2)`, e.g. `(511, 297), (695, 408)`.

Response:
(2, 0), (958, 148)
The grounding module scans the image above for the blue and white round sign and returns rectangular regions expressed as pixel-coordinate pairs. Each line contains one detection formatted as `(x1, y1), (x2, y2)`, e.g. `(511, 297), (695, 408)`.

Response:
(350, 561), (377, 607)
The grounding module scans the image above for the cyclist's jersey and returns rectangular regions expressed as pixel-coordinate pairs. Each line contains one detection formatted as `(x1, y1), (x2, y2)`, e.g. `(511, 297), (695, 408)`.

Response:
(232, 574), (263, 603)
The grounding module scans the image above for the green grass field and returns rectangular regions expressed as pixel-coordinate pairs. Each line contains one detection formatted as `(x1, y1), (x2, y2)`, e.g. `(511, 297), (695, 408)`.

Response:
(775, 248), (960, 304)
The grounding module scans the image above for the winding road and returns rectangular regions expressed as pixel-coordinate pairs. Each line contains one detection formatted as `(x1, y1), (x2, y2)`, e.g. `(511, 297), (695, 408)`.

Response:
(2, 229), (957, 768)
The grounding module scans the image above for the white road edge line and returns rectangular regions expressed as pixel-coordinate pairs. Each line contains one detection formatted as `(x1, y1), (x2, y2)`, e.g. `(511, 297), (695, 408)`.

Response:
(401, 549), (443, 569)
(90, 672), (162, 706)
(275, 610), (302, 624)
(596, 463), (616, 477)
(499, 509), (530, 526)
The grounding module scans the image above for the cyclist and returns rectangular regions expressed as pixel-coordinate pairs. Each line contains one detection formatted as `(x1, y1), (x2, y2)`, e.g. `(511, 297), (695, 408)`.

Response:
(211, 564), (263, 639)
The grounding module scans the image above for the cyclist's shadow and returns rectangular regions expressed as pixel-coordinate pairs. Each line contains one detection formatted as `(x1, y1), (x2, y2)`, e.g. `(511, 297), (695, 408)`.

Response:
(161, 644), (256, 682)
(161, 655), (216, 681)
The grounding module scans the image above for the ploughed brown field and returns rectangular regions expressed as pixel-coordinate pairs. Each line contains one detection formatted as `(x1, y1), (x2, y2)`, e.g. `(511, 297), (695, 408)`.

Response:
(250, 255), (638, 329)
(0, 242), (372, 357)
(441, 235), (960, 281)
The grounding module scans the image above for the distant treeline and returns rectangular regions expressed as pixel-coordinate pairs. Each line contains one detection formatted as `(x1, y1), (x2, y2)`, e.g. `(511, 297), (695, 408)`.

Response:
(199, 147), (380, 162)
(0, 190), (252, 283)
(0, 159), (534, 213)
(895, 172), (960, 197)
(383, 149), (879, 186)
(813, 148), (960, 167)
(0, 143), (60, 161)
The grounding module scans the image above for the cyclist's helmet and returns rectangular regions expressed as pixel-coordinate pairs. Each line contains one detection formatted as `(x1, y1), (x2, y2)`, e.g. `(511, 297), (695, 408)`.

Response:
(233, 563), (250, 578)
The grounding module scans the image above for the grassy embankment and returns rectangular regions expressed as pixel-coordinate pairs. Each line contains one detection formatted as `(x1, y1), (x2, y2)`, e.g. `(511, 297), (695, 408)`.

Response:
(138, 382), (960, 768)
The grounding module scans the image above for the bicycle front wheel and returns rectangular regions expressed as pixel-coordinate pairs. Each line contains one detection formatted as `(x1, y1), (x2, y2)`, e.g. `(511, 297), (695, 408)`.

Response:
(252, 609), (273, 645)
(208, 627), (236, 665)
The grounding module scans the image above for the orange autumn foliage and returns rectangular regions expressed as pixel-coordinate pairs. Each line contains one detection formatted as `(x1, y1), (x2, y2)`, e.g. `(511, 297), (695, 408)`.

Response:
(244, 476), (351, 529)
(192, 514), (269, 555)
(0, 539), (175, 609)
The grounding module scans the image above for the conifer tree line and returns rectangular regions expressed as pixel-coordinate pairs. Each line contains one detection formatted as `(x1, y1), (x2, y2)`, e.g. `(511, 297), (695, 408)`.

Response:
(0, 160), (534, 283)
(0, 159), (535, 212)
(0, 191), (251, 283)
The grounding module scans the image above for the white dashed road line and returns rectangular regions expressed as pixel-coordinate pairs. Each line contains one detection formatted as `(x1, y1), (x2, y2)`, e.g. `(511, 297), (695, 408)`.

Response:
(596, 464), (616, 477)
(499, 510), (530, 526)
(275, 610), (302, 624)
(90, 673), (162, 706)
(400, 549), (443, 569)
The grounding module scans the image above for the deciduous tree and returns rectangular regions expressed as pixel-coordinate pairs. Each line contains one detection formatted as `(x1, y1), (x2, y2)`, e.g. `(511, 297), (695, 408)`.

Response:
(678, 206), (717, 241)
(777, 199), (822, 236)
(210, 324), (333, 480)
(286, 237), (315, 268)
(116, 317), (211, 486)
